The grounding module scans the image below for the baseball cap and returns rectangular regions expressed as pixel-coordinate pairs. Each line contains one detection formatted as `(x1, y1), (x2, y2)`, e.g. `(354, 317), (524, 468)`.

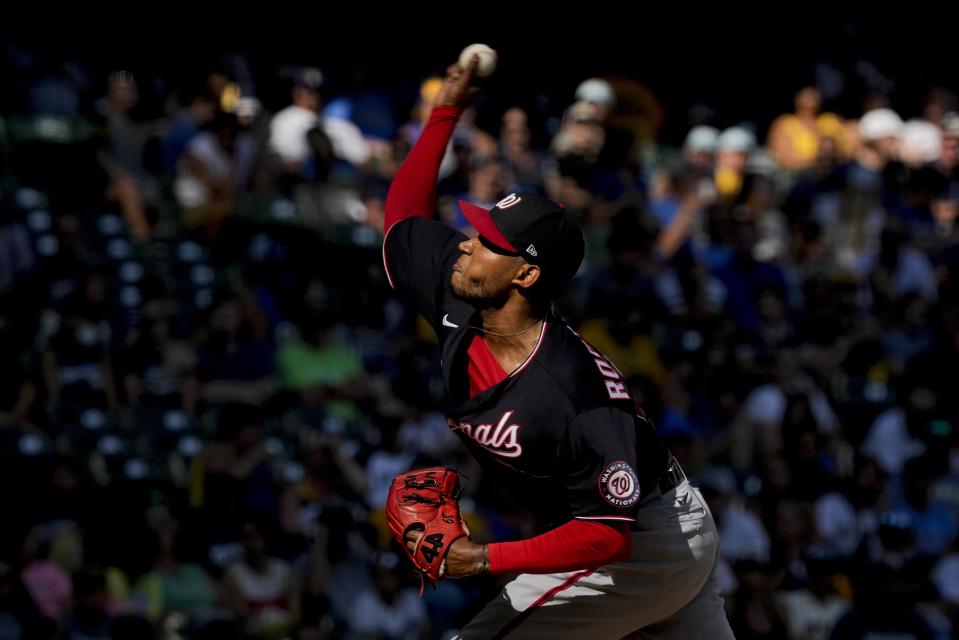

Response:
(717, 127), (757, 153)
(459, 192), (585, 293)
(859, 108), (903, 141)
(684, 125), (720, 153)
(900, 119), (942, 164)
(575, 78), (615, 110)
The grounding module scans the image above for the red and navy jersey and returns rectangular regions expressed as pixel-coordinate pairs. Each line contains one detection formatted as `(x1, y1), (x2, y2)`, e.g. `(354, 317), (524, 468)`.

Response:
(384, 216), (671, 528)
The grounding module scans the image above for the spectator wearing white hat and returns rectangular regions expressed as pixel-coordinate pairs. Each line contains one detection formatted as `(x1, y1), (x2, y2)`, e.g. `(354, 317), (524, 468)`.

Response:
(808, 108), (906, 273)
(574, 78), (615, 119)
(857, 108), (904, 168)
(899, 120), (942, 169)
(683, 125), (720, 172)
(714, 126), (756, 200)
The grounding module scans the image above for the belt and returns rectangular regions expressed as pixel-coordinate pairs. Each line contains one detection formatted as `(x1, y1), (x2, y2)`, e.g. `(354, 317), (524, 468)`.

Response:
(638, 460), (686, 508)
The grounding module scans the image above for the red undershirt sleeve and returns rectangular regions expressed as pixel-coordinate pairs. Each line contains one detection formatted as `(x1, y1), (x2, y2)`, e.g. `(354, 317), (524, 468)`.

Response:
(487, 518), (631, 575)
(384, 105), (462, 233)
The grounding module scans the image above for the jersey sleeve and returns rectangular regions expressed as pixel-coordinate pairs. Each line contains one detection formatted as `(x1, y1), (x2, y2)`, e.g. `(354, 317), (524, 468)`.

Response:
(561, 406), (643, 522)
(384, 217), (466, 327)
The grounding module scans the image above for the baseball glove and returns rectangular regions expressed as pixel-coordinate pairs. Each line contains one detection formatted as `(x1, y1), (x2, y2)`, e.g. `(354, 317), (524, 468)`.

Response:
(385, 467), (468, 585)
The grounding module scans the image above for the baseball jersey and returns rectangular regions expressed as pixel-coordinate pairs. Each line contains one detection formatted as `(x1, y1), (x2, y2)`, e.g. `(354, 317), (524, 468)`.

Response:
(384, 216), (671, 529)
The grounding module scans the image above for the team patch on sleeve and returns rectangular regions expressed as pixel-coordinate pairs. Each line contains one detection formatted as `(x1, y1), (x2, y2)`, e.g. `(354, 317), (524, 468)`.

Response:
(598, 461), (641, 508)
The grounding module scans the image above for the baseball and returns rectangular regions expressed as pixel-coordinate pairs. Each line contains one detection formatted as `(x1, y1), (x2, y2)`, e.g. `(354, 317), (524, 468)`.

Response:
(459, 43), (497, 78)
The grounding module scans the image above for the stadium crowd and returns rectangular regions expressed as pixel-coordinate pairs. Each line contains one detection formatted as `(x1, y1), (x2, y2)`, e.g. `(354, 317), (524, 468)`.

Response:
(0, 43), (958, 639)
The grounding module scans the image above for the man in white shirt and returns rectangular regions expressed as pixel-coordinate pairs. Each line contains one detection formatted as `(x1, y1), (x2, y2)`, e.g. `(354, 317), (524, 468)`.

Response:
(268, 67), (369, 179)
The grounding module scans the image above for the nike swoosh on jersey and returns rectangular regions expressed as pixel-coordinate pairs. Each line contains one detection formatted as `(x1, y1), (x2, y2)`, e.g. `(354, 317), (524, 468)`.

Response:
(442, 314), (459, 328)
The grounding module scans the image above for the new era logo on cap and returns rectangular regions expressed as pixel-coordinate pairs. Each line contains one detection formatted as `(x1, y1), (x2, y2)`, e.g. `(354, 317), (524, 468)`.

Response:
(526, 244), (537, 257)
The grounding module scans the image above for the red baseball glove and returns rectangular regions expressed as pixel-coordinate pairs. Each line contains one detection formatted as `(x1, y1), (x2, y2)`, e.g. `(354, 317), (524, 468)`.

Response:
(385, 467), (468, 585)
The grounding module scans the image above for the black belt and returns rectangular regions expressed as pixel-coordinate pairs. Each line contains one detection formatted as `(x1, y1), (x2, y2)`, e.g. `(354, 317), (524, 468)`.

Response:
(638, 460), (686, 507)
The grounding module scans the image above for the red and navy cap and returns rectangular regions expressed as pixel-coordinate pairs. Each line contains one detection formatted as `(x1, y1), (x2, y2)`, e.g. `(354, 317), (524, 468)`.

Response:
(459, 192), (585, 293)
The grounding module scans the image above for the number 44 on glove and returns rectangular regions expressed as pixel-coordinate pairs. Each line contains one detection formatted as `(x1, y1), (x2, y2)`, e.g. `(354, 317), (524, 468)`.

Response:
(386, 467), (469, 590)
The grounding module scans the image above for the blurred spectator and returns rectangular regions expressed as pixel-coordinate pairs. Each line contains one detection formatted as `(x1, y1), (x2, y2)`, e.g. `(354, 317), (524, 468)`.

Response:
(0, 316), (40, 437)
(733, 173), (789, 262)
(924, 112), (959, 237)
(767, 86), (848, 172)
(281, 439), (367, 538)
(711, 212), (789, 335)
(0, 191), (36, 299)
(814, 456), (888, 556)
(445, 155), (508, 231)
(899, 119), (942, 169)
(768, 500), (816, 589)
(196, 403), (279, 521)
(714, 126), (757, 201)
(895, 456), (957, 556)
(726, 559), (789, 640)
(224, 513), (300, 639)
(816, 108), (904, 274)
(159, 82), (218, 174)
(269, 68), (326, 177)
(122, 297), (198, 415)
(550, 100), (606, 190)
(19, 525), (72, 625)
(144, 507), (220, 627)
(41, 278), (119, 421)
(268, 67), (370, 184)
(698, 465), (771, 564)
(0, 556), (37, 639)
(683, 125), (720, 172)
(861, 372), (938, 476)
(650, 163), (706, 234)
(830, 512), (942, 639)
(865, 226), (938, 310)
(365, 418), (415, 513)
(174, 110), (255, 239)
(732, 348), (839, 471)
(578, 205), (669, 382)
(195, 292), (276, 408)
(932, 551), (959, 606)
(775, 551), (850, 640)
(574, 78), (616, 119)
(303, 506), (375, 629)
(276, 291), (368, 408)
(899, 90), (955, 173)
(498, 107), (546, 192)
(93, 70), (155, 242)
(882, 292), (934, 376)
(346, 552), (428, 640)
(104, 519), (162, 622)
